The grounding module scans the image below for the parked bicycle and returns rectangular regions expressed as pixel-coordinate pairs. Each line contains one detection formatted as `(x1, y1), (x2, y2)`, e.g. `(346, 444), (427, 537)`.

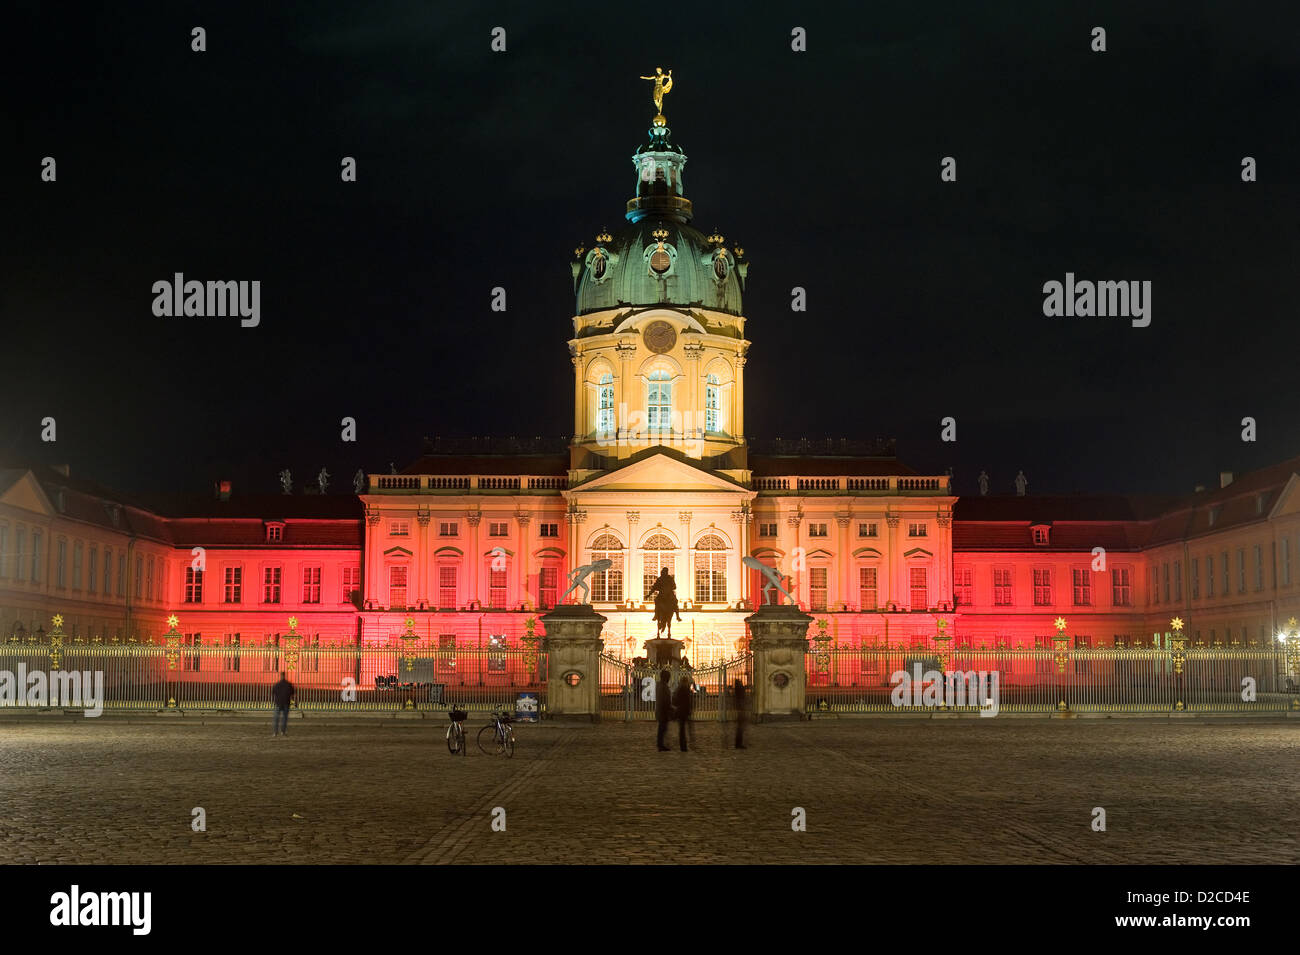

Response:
(446, 705), (469, 755)
(477, 708), (516, 757)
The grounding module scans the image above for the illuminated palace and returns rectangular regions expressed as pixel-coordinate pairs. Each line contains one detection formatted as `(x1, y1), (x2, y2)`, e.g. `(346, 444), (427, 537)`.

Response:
(4, 89), (1300, 663)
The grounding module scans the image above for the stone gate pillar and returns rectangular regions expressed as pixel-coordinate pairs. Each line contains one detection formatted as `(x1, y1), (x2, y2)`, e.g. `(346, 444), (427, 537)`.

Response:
(541, 604), (606, 720)
(746, 605), (812, 720)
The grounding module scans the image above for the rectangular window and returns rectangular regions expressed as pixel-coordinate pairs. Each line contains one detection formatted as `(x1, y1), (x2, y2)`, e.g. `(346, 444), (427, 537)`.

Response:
(489, 568), (508, 608)
(389, 520), (410, 537)
(858, 567), (877, 610)
(56, 540), (67, 588)
(134, 555), (142, 599)
(1149, 565), (1157, 604)
(342, 566), (360, 600)
(1032, 527), (1049, 545)
(858, 522), (878, 538)
(1033, 569), (1052, 606)
(116, 553), (125, 596)
(146, 555), (154, 601)
(538, 522), (559, 538)
(759, 523), (777, 538)
(87, 547), (97, 594)
(809, 567), (827, 611)
(1162, 562), (1170, 603)
(1072, 568), (1092, 606)
(32, 531), (43, 583)
(909, 567), (927, 609)
(1284, 538), (1292, 587)
(908, 523), (927, 537)
(223, 566), (242, 603)
(953, 568), (973, 606)
(263, 566), (282, 604)
(102, 545), (111, 595)
(1237, 549), (1246, 593)
(0, 524), (7, 579)
(438, 634), (457, 672)
(185, 567), (204, 603)
(1173, 560), (1182, 602)
(1254, 544), (1263, 590)
(302, 567), (322, 604)
(389, 566), (407, 609)
(223, 633), (241, 672)
(807, 523), (828, 538)
(1190, 558), (1199, 600)
(1206, 554), (1215, 597)
(183, 633), (201, 672)
(438, 566), (458, 608)
(994, 568), (1013, 606)
(489, 521), (509, 537)
(73, 542), (83, 590)
(266, 524), (283, 542)
(439, 522), (459, 537)
(539, 567), (558, 609)
(1222, 551), (1229, 595)
(693, 549), (725, 603)
(1111, 567), (1131, 606)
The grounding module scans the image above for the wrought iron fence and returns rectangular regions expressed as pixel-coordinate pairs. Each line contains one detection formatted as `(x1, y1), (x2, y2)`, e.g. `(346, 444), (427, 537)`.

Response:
(598, 652), (752, 721)
(804, 646), (1298, 715)
(0, 641), (547, 715)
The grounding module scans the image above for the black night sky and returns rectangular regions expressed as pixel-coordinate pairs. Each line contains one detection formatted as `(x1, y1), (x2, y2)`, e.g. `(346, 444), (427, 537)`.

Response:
(5, 0), (1299, 499)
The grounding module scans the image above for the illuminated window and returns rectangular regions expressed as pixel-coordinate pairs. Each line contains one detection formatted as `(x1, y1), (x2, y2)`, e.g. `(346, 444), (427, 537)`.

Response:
(0, 524), (7, 579)
(808, 523), (828, 538)
(390, 520), (410, 537)
(1283, 539), (1292, 587)
(647, 370), (672, 431)
(1072, 568), (1091, 606)
(809, 566), (827, 610)
(1190, 559), (1199, 600)
(1032, 569), (1051, 606)
(302, 567), (322, 604)
(642, 533), (676, 599)
(438, 566), (457, 608)
(438, 634), (457, 672)
(705, 374), (720, 432)
(264, 566), (282, 604)
(32, 531), (43, 584)
(266, 523), (283, 542)
(389, 566), (407, 609)
(858, 567), (877, 610)
(117, 553), (125, 596)
(538, 566), (558, 609)
(1237, 549), (1246, 593)
(858, 523), (878, 538)
(1032, 526), (1049, 545)
(758, 523), (777, 537)
(1221, 551), (1229, 594)
(439, 522), (459, 537)
(909, 567), (927, 610)
(146, 555), (154, 601)
(1111, 567), (1131, 606)
(994, 568), (1013, 606)
(487, 633), (507, 671)
(73, 542), (83, 590)
(341, 566), (360, 600)
(589, 534), (624, 602)
(56, 539), (67, 588)
(102, 545), (110, 594)
(597, 373), (615, 437)
(87, 547), (97, 594)
(538, 523), (559, 538)
(693, 534), (727, 603)
(134, 555), (143, 599)
(223, 633), (241, 672)
(1254, 545), (1263, 591)
(1163, 562), (1170, 602)
(223, 566), (242, 604)
(908, 523), (927, 538)
(489, 522), (509, 537)
(489, 568), (507, 608)
(953, 567), (972, 606)
(185, 567), (203, 603)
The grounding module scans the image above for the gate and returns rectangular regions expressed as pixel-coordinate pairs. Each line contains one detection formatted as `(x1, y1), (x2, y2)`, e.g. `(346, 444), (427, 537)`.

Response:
(598, 652), (752, 721)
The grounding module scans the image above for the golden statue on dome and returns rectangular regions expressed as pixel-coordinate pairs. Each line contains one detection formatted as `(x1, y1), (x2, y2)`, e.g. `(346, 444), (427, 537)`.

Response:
(640, 67), (673, 124)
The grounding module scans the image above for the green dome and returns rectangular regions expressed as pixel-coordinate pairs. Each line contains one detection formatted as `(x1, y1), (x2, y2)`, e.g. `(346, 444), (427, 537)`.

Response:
(572, 121), (747, 317)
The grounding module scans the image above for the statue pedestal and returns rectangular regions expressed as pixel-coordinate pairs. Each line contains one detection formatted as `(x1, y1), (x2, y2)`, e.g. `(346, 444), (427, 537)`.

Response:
(745, 604), (813, 721)
(643, 637), (685, 667)
(541, 604), (606, 721)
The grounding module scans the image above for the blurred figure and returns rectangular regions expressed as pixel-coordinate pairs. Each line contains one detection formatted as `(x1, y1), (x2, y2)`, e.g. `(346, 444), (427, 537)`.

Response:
(271, 671), (295, 737)
(671, 672), (694, 752)
(655, 668), (673, 751)
(733, 678), (747, 749)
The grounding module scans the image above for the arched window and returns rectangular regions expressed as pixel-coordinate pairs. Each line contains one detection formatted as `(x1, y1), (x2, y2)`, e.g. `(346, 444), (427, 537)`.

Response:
(641, 533), (677, 599)
(705, 374), (720, 432)
(596, 373), (615, 437)
(693, 534), (727, 603)
(589, 533), (624, 603)
(647, 369), (672, 432)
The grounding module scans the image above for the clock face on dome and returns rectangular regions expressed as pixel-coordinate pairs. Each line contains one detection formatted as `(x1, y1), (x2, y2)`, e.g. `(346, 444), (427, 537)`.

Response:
(643, 320), (677, 354)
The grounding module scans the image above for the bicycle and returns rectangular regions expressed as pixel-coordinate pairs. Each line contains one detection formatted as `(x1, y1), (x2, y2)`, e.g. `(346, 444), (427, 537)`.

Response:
(476, 708), (516, 757)
(446, 705), (469, 755)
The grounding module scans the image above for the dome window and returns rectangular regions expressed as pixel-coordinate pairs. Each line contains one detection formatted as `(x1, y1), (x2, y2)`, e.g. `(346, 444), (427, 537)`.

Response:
(713, 254), (729, 280)
(650, 250), (671, 274)
(593, 254), (606, 279)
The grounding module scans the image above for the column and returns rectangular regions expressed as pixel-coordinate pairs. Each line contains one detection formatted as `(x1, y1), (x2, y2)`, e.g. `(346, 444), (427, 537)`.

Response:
(565, 507), (586, 602)
(626, 511), (640, 604)
(885, 514), (900, 611)
(466, 512), (482, 608)
(937, 512), (952, 608)
(516, 510), (531, 610)
(734, 353), (746, 439)
(364, 511), (381, 610)
(837, 514), (851, 610)
(786, 509), (803, 608)
(679, 511), (693, 604)
(416, 510), (431, 608)
(732, 504), (751, 608)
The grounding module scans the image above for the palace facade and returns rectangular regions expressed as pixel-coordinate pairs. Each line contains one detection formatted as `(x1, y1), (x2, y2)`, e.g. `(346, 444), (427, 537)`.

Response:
(4, 102), (1300, 664)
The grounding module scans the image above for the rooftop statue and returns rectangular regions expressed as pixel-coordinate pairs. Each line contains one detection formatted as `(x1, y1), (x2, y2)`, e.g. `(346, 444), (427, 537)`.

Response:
(639, 67), (673, 120)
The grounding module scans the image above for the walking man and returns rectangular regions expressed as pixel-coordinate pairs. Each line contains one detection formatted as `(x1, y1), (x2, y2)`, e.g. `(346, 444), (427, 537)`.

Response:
(655, 668), (673, 751)
(671, 672), (694, 752)
(271, 671), (295, 737)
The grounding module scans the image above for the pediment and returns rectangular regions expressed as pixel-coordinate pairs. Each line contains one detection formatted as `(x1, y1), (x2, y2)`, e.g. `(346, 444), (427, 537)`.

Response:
(570, 453), (747, 495)
(1269, 473), (1300, 519)
(0, 471), (54, 517)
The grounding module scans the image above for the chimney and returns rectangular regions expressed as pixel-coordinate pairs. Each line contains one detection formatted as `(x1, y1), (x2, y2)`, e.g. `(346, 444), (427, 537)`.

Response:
(1219, 471), (1234, 489)
(215, 479), (232, 501)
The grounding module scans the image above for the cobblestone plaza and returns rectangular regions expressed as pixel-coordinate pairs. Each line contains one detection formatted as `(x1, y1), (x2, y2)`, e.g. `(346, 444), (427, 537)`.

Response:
(3, 717), (1296, 865)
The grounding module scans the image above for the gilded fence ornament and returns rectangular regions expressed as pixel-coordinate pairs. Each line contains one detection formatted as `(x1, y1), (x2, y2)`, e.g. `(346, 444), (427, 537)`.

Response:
(282, 617), (302, 672)
(164, 614), (182, 671)
(521, 616), (540, 671)
(400, 616), (419, 673)
(48, 614), (65, 669)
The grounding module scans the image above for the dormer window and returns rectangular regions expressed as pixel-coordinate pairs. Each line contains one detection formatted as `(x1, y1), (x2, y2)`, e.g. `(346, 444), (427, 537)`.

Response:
(265, 523), (285, 543)
(1031, 525), (1050, 546)
(1208, 506), (1221, 527)
(1256, 494), (1266, 515)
